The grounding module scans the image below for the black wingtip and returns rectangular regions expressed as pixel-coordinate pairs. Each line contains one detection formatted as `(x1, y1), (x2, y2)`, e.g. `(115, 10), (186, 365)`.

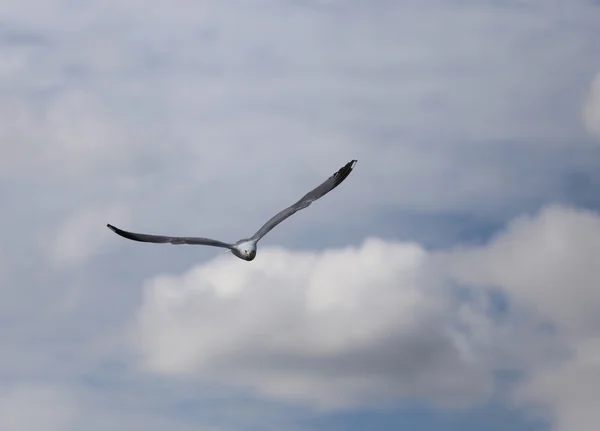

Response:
(106, 223), (145, 243)
(344, 159), (357, 171)
(329, 159), (358, 188)
(107, 224), (120, 235)
(338, 160), (357, 174)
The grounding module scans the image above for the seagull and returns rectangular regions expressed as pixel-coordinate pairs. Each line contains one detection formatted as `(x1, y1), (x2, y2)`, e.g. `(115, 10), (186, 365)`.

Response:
(107, 159), (357, 261)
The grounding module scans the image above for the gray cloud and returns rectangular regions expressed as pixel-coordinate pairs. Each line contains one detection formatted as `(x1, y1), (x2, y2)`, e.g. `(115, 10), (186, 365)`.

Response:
(49, 203), (132, 267)
(0, 384), (75, 431)
(583, 72), (600, 138)
(1, 0), (598, 220)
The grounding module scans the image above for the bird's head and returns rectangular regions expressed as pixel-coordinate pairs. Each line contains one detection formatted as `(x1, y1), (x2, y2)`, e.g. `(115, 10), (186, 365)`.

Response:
(245, 249), (256, 260)
(233, 240), (257, 261)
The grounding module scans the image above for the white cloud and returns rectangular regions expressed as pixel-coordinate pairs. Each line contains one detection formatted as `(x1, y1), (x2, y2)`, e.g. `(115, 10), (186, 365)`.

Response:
(441, 205), (600, 333)
(583, 73), (600, 138)
(441, 205), (600, 431)
(133, 203), (600, 429)
(134, 239), (494, 409)
(516, 337), (600, 431)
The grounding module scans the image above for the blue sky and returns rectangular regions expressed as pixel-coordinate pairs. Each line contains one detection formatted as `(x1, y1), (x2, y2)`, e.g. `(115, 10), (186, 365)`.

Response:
(1, 0), (600, 430)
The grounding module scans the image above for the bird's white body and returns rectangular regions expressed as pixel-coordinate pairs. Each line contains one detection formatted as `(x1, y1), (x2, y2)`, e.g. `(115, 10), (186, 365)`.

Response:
(231, 239), (257, 261)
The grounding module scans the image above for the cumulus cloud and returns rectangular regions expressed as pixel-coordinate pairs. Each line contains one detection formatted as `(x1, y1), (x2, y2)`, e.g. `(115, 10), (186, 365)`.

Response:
(442, 205), (600, 333)
(134, 239), (497, 409)
(516, 337), (600, 431)
(442, 205), (600, 431)
(583, 73), (600, 138)
(133, 203), (600, 430)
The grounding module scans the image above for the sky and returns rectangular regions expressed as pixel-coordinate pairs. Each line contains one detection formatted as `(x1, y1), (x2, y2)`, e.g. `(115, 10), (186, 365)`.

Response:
(1, 0), (600, 430)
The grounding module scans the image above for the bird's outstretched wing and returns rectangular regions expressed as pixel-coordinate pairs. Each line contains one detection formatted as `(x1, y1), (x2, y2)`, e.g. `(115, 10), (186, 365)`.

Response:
(250, 159), (357, 242)
(107, 224), (232, 249)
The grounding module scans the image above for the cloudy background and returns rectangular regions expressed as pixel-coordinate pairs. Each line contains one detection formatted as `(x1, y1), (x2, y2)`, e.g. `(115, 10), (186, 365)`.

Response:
(1, 0), (600, 430)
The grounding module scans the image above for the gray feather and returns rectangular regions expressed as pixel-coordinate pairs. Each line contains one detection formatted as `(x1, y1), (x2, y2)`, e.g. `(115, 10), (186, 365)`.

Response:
(250, 159), (357, 241)
(106, 224), (232, 249)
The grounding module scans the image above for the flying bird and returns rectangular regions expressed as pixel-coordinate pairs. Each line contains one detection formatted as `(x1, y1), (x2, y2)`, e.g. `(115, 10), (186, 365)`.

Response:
(107, 159), (357, 261)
